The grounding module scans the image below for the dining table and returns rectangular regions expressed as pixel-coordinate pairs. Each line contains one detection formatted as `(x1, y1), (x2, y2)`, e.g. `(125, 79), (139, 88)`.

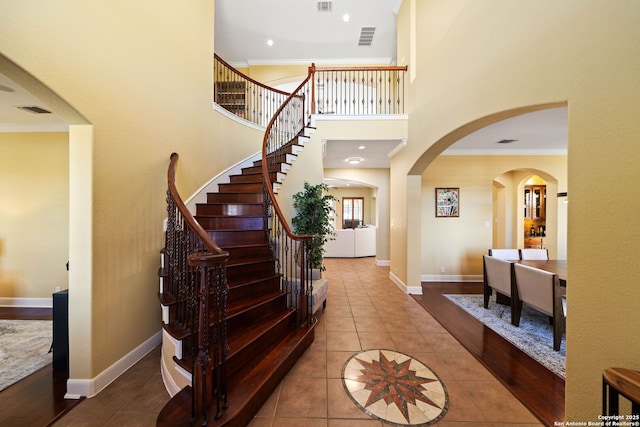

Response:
(515, 259), (567, 284)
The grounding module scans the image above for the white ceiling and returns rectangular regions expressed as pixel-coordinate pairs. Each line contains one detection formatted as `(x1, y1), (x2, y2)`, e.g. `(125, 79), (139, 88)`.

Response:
(214, 0), (402, 66)
(0, 73), (67, 132)
(1, 0), (568, 185)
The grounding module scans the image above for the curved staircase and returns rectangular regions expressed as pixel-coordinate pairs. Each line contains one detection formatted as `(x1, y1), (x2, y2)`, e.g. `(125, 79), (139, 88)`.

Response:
(157, 132), (314, 426)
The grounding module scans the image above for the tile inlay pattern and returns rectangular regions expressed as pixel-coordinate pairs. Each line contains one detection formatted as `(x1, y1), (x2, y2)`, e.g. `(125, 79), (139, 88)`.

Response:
(342, 349), (449, 426)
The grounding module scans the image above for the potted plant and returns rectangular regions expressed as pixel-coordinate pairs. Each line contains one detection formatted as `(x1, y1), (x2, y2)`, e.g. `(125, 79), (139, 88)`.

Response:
(292, 182), (337, 273)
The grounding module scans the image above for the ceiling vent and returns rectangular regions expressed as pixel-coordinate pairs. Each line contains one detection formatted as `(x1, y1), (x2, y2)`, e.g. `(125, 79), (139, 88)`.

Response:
(496, 139), (518, 144)
(358, 27), (376, 46)
(17, 106), (52, 114)
(317, 1), (332, 12)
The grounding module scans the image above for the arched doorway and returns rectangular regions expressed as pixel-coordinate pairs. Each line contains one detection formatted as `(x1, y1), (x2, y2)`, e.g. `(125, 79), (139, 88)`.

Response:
(405, 103), (567, 286)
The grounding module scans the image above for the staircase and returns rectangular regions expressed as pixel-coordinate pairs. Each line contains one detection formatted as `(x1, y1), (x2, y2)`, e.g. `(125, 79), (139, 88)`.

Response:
(157, 134), (314, 426)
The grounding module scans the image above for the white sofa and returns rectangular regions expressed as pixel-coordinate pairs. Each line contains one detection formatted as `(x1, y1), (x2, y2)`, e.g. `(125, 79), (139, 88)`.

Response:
(324, 226), (376, 258)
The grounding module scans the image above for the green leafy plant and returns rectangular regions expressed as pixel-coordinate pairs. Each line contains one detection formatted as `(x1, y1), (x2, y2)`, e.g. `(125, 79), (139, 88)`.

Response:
(292, 182), (337, 271)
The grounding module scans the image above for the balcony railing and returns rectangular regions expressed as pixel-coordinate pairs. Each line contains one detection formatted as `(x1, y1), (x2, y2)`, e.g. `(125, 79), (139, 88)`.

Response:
(214, 57), (408, 127)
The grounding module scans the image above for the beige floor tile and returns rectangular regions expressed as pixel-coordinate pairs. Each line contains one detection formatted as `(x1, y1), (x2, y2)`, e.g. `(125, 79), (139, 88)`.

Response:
(326, 330), (362, 351)
(275, 377), (327, 419)
(357, 331), (396, 350)
(327, 378), (372, 419)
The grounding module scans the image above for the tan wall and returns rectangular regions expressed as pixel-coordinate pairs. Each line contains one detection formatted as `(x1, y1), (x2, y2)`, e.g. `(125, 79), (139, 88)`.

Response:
(0, 132), (69, 300)
(0, 0), (262, 388)
(394, 0), (640, 421)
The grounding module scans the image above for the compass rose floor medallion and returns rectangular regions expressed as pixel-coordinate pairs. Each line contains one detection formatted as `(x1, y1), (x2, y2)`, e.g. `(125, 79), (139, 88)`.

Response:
(342, 349), (449, 426)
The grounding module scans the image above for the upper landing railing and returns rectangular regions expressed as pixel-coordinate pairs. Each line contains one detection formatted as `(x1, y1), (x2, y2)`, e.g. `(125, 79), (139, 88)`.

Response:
(214, 55), (408, 126)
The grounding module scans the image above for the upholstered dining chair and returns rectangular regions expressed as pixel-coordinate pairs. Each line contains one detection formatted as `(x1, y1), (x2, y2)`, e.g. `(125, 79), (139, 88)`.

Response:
(519, 248), (549, 260)
(513, 263), (566, 351)
(482, 255), (517, 323)
(488, 248), (521, 260)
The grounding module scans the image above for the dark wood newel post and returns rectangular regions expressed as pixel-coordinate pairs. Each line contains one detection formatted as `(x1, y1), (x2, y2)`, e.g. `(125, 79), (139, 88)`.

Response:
(310, 63), (316, 115)
(189, 252), (213, 425)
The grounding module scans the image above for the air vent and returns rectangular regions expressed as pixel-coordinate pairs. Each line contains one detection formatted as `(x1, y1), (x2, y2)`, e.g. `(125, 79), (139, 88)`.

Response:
(317, 1), (332, 12)
(496, 139), (518, 144)
(358, 27), (376, 46)
(17, 106), (52, 114)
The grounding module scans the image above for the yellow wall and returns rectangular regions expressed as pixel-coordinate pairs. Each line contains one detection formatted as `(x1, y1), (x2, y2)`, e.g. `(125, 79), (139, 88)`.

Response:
(394, 0), (640, 421)
(0, 0), (262, 391)
(0, 132), (69, 300)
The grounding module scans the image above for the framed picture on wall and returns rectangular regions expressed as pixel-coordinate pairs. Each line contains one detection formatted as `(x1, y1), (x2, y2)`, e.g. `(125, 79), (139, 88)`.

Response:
(436, 187), (459, 217)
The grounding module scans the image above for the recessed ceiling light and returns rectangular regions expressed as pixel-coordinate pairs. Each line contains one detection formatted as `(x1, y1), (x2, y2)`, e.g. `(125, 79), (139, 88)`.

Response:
(358, 145), (366, 150)
(346, 157), (362, 165)
(267, 39), (274, 46)
(343, 14), (350, 22)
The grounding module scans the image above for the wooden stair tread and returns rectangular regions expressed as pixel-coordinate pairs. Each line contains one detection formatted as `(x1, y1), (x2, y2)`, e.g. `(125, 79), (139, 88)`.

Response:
(157, 321), (314, 427)
(226, 290), (284, 318)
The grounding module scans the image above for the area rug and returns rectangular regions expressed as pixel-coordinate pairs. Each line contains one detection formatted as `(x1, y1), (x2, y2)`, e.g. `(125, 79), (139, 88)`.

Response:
(342, 349), (448, 426)
(0, 319), (53, 391)
(444, 294), (565, 378)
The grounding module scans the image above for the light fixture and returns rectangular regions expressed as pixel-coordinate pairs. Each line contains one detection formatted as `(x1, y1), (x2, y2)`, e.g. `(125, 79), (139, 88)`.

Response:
(267, 39), (274, 46)
(343, 14), (350, 22)
(346, 157), (362, 165)
(358, 145), (366, 150)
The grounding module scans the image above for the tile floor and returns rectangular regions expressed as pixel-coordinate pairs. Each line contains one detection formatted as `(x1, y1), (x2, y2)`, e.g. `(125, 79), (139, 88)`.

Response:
(54, 257), (542, 427)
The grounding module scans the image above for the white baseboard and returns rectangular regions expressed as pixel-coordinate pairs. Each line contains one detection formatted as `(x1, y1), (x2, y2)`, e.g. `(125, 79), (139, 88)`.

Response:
(388, 271), (423, 295)
(375, 259), (390, 267)
(421, 274), (483, 282)
(65, 330), (162, 399)
(0, 297), (53, 308)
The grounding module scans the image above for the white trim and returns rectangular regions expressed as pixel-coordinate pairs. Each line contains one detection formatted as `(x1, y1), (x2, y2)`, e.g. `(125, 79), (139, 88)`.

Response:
(376, 259), (390, 267)
(234, 57), (395, 67)
(389, 270), (423, 295)
(0, 123), (69, 133)
(441, 148), (567, 156)
(65, 331), (162, 399)
(212, 103), (266, 132)
(421, 274), (483, 282)
(311, 114), (408, 125)
(0, 297), (53, 308)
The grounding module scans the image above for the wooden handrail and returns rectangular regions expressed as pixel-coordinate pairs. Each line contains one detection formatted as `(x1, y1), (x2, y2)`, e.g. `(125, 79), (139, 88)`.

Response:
(214, 54), (291, 98)
(261, 82), (313, 244)
(167, 152), (228, 257)
(313, 64), (408, 72)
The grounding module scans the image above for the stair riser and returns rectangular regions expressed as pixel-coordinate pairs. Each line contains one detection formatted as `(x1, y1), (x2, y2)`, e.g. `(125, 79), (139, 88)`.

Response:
(224, 245), (271, 260)
(227, 277), (281, 305)
(218, 182), (263, 193)
(226, 293), (288, 332)
(227, 261), (276, 283)
(196, 216), (264, 230)
(196, 203), (264, 216)
(226, 310), (296, 377)
(207, 230), (266, 246)
(229, 174), (262, 184)
(206, 193), (263, 204)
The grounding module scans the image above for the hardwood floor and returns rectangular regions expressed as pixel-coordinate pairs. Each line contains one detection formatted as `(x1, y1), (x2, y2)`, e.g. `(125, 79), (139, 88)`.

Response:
(0, 307), (81, 427)
(0, 281), (564, 426)
(413, 281), (565, 425)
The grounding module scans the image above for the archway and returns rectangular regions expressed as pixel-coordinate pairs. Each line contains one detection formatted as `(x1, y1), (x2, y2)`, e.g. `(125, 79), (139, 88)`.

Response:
(407, 102), (567, 285)
(0, 53), (93, 397)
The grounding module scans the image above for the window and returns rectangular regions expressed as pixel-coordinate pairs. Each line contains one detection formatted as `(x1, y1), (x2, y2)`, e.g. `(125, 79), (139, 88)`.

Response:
(342, 197), (364, 229)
